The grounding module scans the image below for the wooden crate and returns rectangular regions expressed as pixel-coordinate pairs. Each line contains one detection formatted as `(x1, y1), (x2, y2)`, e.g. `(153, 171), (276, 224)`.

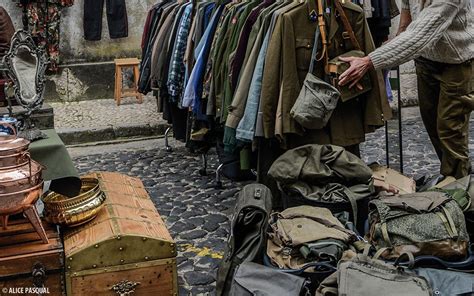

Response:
(64, 172), (177, 296)
(0, 216), (65, 295)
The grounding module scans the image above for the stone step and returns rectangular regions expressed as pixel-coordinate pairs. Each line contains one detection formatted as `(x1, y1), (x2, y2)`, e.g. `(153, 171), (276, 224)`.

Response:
(57, 122), (169, 145)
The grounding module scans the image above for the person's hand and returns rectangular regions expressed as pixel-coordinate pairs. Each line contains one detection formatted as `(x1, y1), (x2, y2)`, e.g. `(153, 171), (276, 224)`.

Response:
(338, 56), (373, 89)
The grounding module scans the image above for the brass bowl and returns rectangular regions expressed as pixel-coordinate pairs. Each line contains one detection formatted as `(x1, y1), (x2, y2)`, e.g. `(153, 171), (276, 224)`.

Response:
(42, 177), (106, 227)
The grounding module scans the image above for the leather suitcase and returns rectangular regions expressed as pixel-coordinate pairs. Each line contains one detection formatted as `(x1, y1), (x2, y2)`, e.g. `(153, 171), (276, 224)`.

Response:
(0, 216), (65, 295)
(63, 172), (177, 296)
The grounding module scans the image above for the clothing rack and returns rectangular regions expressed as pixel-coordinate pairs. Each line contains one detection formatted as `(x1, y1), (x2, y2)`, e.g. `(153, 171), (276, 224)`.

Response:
(143, 0), (397, 188)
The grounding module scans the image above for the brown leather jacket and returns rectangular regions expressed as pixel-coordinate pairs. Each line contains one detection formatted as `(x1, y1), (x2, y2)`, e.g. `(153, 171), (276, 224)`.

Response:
(0, 6), (15, 59)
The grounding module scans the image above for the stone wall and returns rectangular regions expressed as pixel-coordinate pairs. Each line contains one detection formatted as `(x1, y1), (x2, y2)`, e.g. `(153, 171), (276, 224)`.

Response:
(3, 0), (155, 102)
(6, 0), (470, 104)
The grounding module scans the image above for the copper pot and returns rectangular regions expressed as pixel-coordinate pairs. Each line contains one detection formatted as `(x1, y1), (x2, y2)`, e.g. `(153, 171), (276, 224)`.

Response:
(0, 122), (48, 243)
(0, 123), (30, 167)
(0, 151), (31, 169)
(0, 159), (43, 194)
(0, 181), (43, 216)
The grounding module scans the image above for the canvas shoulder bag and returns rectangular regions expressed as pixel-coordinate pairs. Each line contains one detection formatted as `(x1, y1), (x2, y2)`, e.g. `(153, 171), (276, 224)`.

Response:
(229, 262), (308, 296)
(290, 22), (340, 130)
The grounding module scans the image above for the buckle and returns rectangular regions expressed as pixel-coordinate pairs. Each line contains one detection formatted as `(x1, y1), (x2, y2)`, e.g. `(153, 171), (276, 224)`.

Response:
(342, 31), (350, 40)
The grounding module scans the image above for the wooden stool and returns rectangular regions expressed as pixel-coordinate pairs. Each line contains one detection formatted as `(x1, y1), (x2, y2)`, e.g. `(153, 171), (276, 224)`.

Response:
(114, 58), (143, 106)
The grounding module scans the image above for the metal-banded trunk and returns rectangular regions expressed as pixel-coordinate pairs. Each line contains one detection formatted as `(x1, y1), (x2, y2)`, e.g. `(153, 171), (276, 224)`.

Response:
(64, 172), (177, 296)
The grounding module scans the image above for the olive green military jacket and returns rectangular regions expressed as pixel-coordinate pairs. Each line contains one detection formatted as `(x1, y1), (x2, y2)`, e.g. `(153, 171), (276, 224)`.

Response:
(260, 0), (392, 147)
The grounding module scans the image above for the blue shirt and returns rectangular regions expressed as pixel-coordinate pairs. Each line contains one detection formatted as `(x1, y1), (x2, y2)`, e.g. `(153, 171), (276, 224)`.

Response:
(235, 26), (272, 141)
(182, 3), (226, 120)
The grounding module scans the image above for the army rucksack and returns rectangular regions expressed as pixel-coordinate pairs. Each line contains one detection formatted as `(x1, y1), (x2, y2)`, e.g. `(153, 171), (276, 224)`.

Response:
(316, 250), (432, 296)
(368, 191), (469, 260)
(266, 206), (358, 270)
(216, 184), (273, 296)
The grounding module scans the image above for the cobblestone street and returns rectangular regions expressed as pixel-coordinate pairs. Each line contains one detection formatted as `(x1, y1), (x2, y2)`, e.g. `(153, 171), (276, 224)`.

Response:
(70, 107), (474, 295)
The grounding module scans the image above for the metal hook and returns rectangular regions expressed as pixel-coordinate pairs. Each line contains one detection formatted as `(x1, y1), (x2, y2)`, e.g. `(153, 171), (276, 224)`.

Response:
(164, 127), (172, 152)
(214, 163), (224, 189)
(199, 154), (208, 176)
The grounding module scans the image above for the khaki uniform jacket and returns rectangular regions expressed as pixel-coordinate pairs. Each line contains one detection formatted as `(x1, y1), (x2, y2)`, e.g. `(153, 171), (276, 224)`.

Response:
(150, 3), (180, 90)
(260, 0), (391, 147)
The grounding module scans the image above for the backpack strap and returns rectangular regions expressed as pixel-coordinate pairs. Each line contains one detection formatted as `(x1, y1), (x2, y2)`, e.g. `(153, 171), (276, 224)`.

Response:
(394, 251), (415, 269)
(352, 240), (370, 253)
(442, 205), (458, 238)
(373, 247), (390, 260)
(362, 244), (372, 256)
(435, 210), (455, 238)
(343, 187), (359, 228)
(381, 222), (393, 247)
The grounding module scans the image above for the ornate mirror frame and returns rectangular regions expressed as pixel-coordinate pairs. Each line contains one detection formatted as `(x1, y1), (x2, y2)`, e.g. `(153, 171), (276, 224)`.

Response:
(2, 30), (48, 114)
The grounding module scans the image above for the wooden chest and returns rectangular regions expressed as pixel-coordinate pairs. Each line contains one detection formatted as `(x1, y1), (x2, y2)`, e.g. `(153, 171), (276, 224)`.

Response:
(0, 217), (65, 295)
(63, 172), (177, 296)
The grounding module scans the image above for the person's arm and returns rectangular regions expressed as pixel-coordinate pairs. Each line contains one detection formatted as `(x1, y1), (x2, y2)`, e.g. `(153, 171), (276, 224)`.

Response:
(396, 8), (412, 36)
(339, 0), (461, 87)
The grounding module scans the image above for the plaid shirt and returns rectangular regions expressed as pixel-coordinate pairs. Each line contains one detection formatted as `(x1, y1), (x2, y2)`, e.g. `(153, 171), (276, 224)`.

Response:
(167, 3), (193, 101)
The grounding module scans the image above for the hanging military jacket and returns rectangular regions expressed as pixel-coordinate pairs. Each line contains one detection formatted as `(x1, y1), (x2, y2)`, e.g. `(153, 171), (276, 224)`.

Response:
(260, 0), (392, 147)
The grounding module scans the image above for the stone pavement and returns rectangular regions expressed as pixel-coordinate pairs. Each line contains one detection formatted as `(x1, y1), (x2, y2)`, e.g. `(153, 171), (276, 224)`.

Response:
(69, 107), (474, 296)
(51, 95), (169, 144)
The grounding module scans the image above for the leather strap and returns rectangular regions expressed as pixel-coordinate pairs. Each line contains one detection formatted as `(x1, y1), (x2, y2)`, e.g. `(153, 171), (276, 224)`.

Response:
(316, 0), (329, 72)
(309, 24), (321, 74)
(334, 0), (361, 51)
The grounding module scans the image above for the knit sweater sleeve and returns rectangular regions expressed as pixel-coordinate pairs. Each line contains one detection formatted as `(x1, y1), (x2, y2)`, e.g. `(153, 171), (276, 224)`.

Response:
(368, 0), (461, 70)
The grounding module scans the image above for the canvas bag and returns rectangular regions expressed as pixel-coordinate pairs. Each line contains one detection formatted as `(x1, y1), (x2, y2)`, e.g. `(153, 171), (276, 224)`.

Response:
(266, 206), (357, 270)
(327, 0), (372, 101)
(290, 25), (340, 130)
(216, 184), (273, 296)
(316, 250), (432, 296)
(371, 163), (417, 194)
(415, 268), (474, 295)
(369, 192), (469, 261)
(229, 262), (308, 296)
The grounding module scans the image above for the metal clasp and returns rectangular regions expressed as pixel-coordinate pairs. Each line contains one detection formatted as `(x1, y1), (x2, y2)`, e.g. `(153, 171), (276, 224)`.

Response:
(32, 262), (47, 288)
(111, 280), (141, 296)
